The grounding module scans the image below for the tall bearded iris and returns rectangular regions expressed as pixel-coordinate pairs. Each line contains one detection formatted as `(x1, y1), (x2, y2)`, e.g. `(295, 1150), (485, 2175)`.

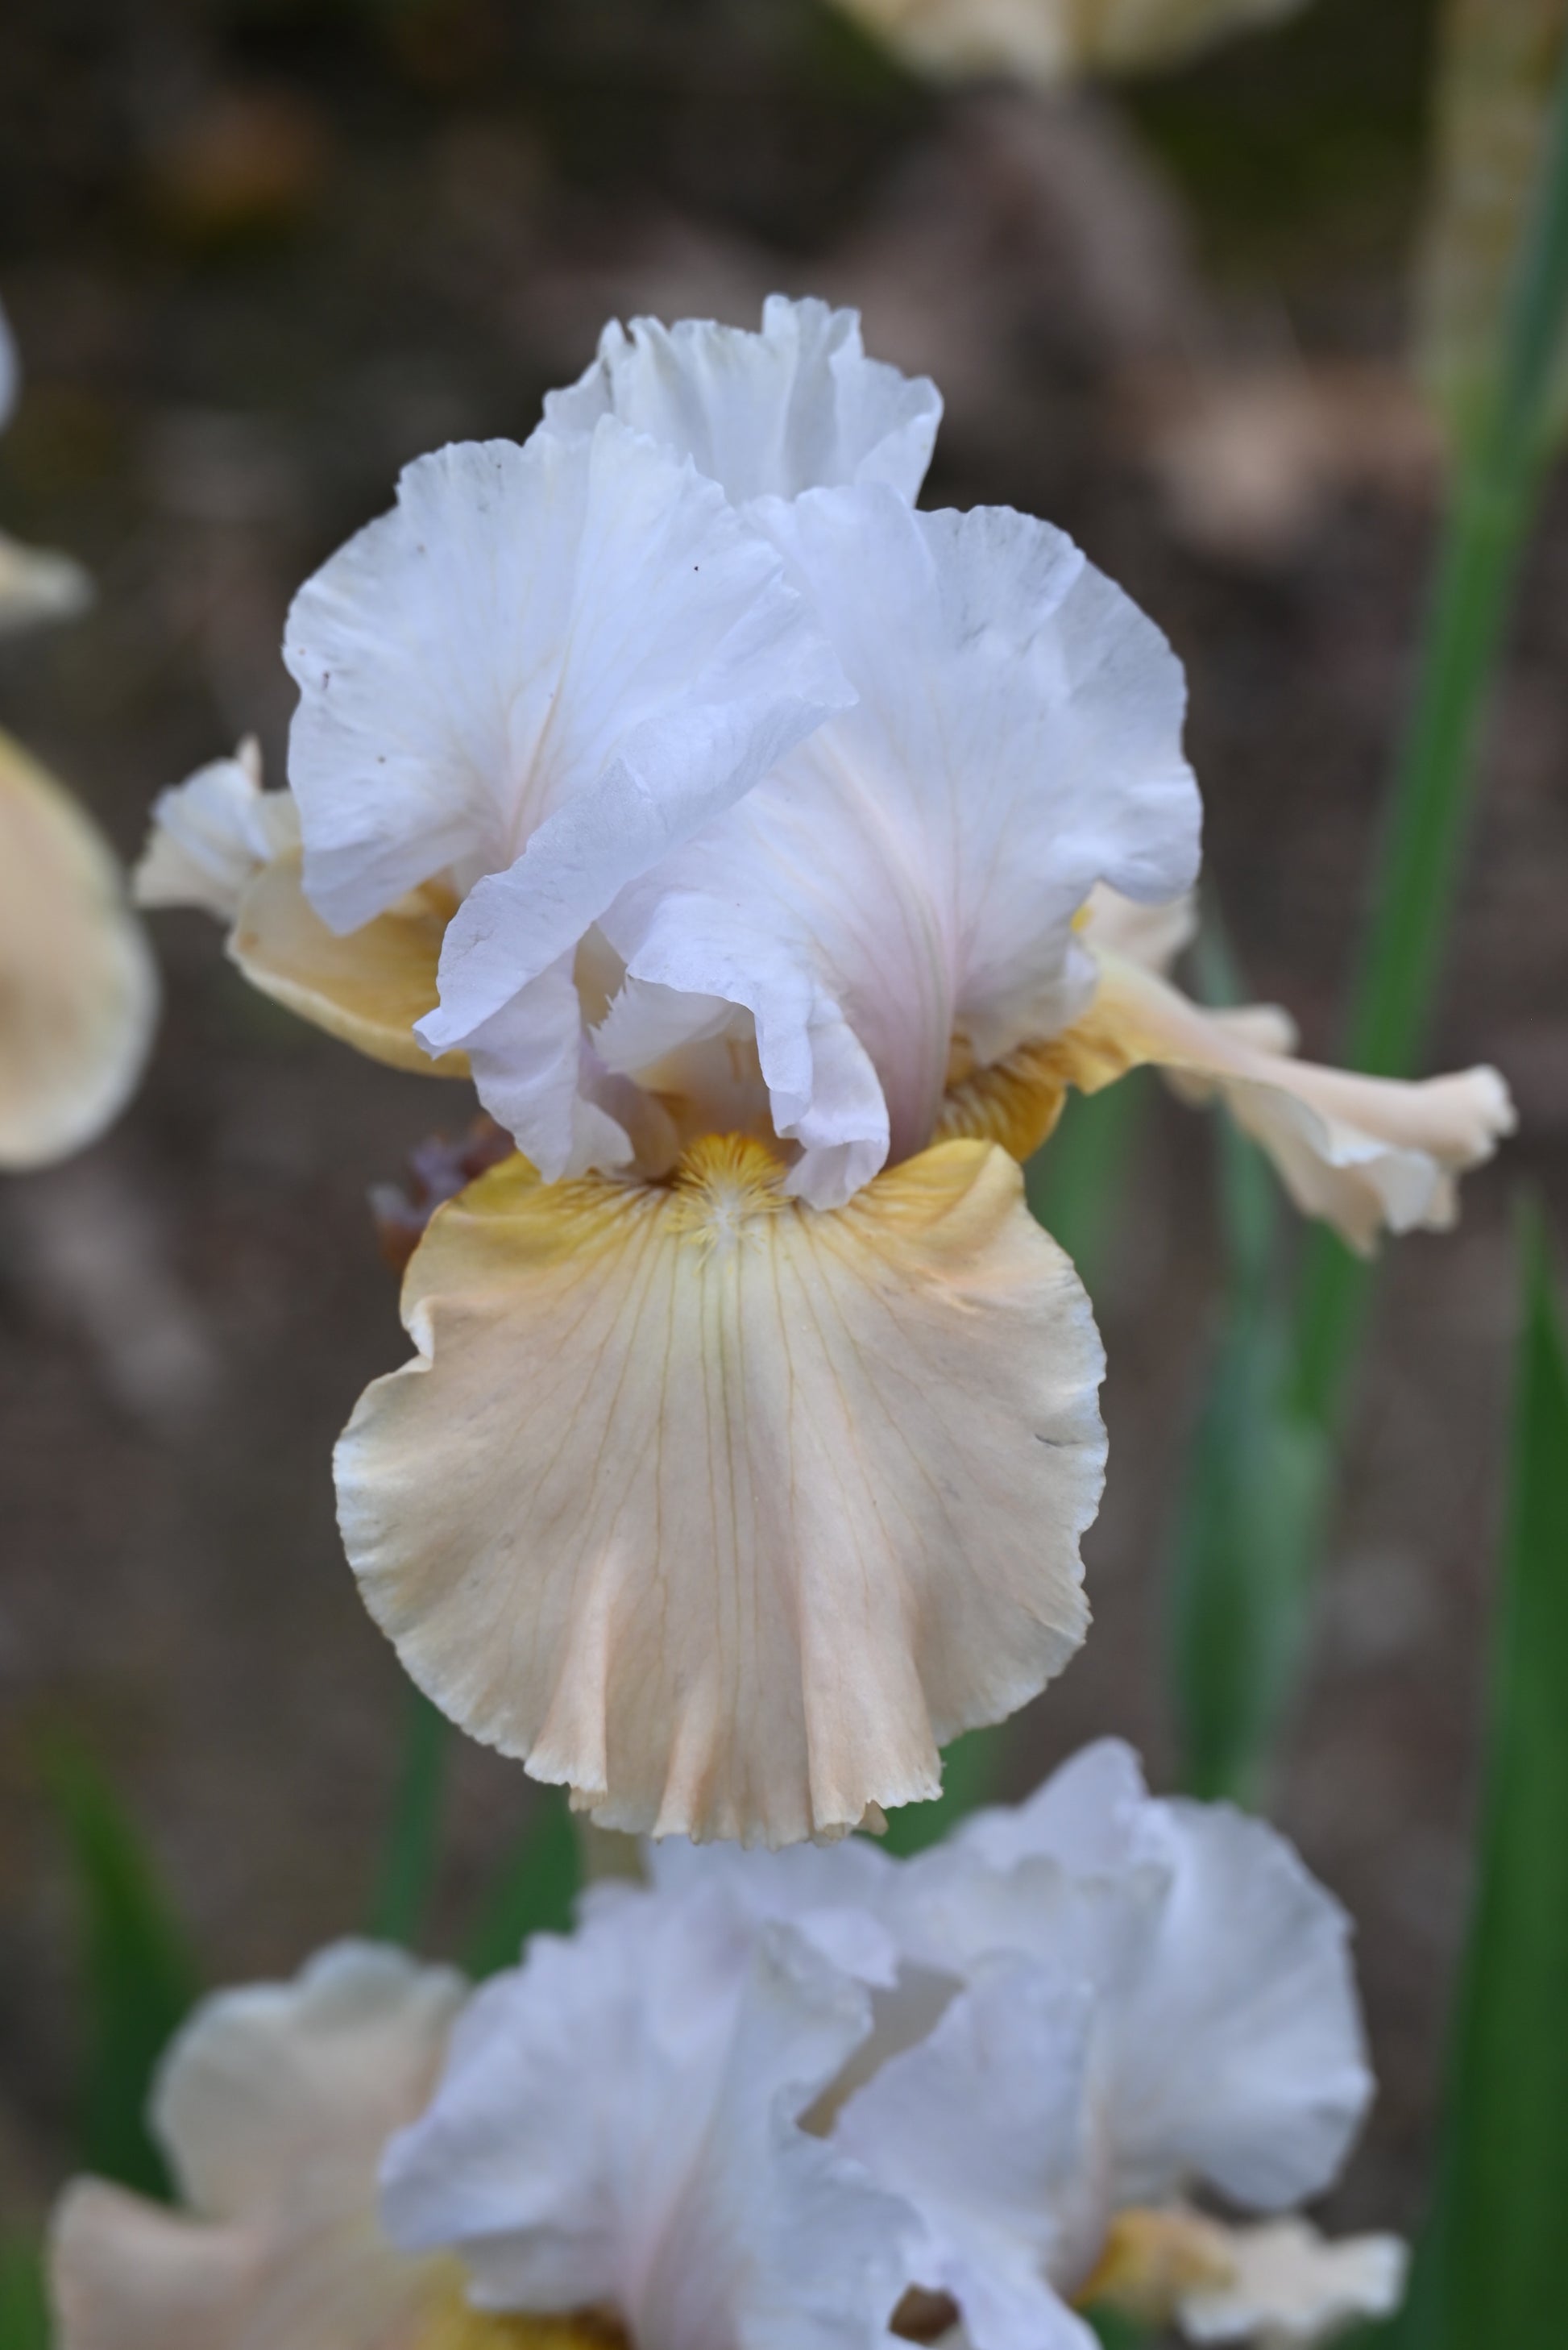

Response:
(138, 297), (1512, 1847)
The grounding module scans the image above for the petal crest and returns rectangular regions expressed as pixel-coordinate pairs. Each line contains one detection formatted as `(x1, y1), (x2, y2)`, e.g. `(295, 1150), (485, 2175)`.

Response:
(541, 295), (942, 506)
(336, 1135), (1105, 1846)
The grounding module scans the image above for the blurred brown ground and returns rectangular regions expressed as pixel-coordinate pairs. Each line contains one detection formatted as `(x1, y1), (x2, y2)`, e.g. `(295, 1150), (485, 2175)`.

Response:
(2, 0), (1566, 2257)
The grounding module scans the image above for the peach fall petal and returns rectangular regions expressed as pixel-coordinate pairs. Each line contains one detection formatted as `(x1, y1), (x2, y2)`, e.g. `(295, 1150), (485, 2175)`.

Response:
(336, 1135), (1105, 1847)
(230, 849), (468, 1078)
(0, 728), (158, 1169)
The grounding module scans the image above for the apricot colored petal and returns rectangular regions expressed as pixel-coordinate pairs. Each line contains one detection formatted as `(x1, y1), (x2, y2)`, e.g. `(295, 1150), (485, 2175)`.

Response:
(336, 1136), (1105, 1846)
(229, 849), (468, 1077)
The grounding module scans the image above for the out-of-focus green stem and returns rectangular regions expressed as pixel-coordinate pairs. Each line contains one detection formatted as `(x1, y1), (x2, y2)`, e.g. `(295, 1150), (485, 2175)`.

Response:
(1291, 27), (1568, 1433)
(369, 1688), (449, 1948)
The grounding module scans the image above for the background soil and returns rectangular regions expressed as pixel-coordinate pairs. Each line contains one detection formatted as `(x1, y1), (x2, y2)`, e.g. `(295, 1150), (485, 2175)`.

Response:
(3, 0), (1566, 2259)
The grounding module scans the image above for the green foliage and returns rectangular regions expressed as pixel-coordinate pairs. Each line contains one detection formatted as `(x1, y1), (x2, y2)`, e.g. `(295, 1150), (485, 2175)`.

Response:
(1391, 1212), (1568, 2350)
(0, 2240), (49, 2350)
(877, 1727), (1008, 1858)
(1172, 26), (1568, 1796)
(369, 1688), (449, 1949)
(43, 1738), (201, 2200)
(465, 1788), (583, 1978)
(1025, 1075), (1148, 1304)
(1168, 1136), (1331, 1803)
(1085, 2306), (1147, 2350)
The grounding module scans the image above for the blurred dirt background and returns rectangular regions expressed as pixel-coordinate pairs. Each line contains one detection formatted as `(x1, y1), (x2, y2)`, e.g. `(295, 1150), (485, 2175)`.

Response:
(2, 0), (1566, 2259)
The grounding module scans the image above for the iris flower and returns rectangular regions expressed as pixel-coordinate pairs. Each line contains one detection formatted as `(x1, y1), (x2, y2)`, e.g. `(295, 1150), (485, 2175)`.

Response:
(49, 1751), (1400, 2350)
(137, 298), (1511, 1847)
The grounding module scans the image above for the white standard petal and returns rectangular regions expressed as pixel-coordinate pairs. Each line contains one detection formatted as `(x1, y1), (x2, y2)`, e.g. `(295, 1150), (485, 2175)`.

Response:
(284, 418), (848, 1178)
(383, 1891), (916, 2350)
(645, 1837), (904, 1987)
(135, 738), (301, 923)
(542, 295), (942, 506)
(1101, 1800), (1373, 2212)
(604, 485), (1199, 1206)
(1176, 2217), (1408, 2345)
(836, 1958), (1100, 2350)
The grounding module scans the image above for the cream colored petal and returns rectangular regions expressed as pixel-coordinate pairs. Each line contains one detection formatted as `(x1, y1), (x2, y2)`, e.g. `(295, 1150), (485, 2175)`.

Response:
(0, 529), (93, 634)
(50, 2178), (263, 2350)
(0, 728), (159, 1169)
(1176, 2215), (1407, 2346)
(50, 2172), (455, 2350)
(230, 849), (468, 1078)
(157, 1941), (466, 2219)
(1085, 950), (1515, 1252)
(336, 1135), (1105, 1847)
(1078, 883), (1197, 978)
(50, 1948), (470, 2350)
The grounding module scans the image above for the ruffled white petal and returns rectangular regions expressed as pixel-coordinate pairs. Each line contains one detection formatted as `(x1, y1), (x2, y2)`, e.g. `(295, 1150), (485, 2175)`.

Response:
(645, 1837), (903, 1986)
(836, 1959), (1100, 2350)
(542, 296), (941, 506)
(383, 1892), (917, 2350)
(284, 417), (848, 1177)
(1086, 949), (1515, 1253)
(135, 739), (301, 922)
(335, 1136), (1105, 1846)
(1098, 1799), (1372, 2211)
(871, 1742), (1370, 2259)
(604, 487), (1198, 1206)
(0, 729), (159, 1169)
(1176, 2217), (1407, 2345)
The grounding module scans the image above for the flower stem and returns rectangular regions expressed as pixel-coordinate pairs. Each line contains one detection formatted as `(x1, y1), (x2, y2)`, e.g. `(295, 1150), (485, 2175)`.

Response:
(369, 1687), (449, 1948)
(1291, 26), (1568, 1434)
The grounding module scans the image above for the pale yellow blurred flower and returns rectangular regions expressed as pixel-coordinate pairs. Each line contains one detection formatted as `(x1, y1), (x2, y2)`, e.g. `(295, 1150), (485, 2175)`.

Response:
(0, 729), (158, 1169)
(827, 0), (1309, 85)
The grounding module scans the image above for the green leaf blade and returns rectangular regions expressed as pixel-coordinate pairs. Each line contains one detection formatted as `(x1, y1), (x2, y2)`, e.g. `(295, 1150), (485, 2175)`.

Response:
(43, 1738), (201, 2200)
(1397, 1210), (1568, 2348)
(465, 1788), (582, 1979)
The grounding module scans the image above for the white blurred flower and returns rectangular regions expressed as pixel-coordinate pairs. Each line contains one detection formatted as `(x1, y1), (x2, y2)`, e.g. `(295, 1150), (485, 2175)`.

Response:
(48, 1942), (474, 2350)
(381, 1746), (1404, 2350)
(824, 0), (1309, 86)
(838, 1740), (1385, 2344)
(380, 1883), (918, 2350)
